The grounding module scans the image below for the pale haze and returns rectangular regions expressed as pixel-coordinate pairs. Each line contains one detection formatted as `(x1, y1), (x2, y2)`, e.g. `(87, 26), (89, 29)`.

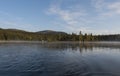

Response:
(0, 0), (120, 34)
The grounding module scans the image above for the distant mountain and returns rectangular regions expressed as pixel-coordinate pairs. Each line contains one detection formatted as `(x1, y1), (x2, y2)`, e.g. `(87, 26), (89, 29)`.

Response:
(0, 29), (67, 35)
(4, 28), (27, 32)
(36, 30), (67, 35)
(0, 28), (69, 41)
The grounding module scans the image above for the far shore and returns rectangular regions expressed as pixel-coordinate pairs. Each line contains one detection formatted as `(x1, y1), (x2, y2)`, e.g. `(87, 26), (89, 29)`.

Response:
(0, 41), (44, 43)
(0, 40), (120, 44)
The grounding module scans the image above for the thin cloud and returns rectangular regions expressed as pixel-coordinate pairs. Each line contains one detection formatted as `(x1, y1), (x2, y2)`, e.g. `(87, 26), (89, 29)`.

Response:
(48, 5), (86, 25)
(0, 11), (41, 32)
(91, 0), (105, 12)
(47, 2), (90, 33)
(46, 0), (120, 34)
(92, 0), (120, 17)
(108, 2), (120, 14)
(0, 11), (23, 21)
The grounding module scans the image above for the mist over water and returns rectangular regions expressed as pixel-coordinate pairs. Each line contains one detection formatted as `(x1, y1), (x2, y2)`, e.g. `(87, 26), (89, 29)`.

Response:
(0, 42), (120, 76)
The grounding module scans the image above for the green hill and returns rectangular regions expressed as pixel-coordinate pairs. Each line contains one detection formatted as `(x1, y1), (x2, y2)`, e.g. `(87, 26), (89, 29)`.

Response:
(0, 28), (119, 41)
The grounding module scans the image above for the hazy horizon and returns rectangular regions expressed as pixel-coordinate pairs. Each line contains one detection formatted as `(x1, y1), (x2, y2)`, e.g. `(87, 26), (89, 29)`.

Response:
(0, 0), (120, 34)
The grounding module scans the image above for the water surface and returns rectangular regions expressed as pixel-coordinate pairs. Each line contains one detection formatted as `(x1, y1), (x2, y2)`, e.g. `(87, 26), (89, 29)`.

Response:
(0, 42), (120, 76)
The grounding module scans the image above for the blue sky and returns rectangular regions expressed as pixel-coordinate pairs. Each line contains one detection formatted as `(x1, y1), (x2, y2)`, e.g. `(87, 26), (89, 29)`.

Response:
(0, 0), (120, 34)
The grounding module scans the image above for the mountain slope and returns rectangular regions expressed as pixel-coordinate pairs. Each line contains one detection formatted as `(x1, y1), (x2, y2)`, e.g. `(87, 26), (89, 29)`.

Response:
(36, 30), (67, 35)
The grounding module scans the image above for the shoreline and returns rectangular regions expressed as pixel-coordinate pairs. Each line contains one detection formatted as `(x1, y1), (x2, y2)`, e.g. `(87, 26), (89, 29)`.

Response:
(0, 40), (119, 43)
(0, 41), (44, 43)
(0, 41), (120, 46)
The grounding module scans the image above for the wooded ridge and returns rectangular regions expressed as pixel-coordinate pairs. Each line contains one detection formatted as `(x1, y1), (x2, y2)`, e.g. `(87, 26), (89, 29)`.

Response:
(0, 28), (119, 41)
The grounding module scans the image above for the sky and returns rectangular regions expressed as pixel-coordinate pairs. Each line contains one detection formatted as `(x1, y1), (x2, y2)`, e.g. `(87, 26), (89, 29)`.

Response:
(0, 0), (120, 34)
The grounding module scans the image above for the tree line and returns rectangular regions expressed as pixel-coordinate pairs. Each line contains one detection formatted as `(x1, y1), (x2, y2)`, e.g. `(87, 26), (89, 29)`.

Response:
(0, 29), (119, 41)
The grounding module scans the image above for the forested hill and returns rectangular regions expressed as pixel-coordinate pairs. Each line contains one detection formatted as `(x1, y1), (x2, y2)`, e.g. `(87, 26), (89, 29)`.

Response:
(36, 30), (67, 35)
(0, 28), (119, 41)
(0, 29), (68, 41)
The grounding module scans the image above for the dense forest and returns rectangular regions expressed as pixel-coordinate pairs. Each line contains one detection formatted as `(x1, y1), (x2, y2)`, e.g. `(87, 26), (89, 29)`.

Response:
(0, 28), (119, 41)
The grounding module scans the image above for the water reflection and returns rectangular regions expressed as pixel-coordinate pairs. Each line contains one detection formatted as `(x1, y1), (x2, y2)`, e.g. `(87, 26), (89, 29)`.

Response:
(40, 42), (120, 53)
(39, 42), (120, 76)
(0, 42), (120, 76)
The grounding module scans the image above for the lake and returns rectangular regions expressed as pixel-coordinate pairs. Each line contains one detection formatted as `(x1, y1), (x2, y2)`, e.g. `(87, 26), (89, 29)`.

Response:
(0, 42), (120, 76)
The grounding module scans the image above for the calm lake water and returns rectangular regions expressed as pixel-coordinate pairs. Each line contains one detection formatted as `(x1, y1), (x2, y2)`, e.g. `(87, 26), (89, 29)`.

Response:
(0, 42), (120, 76)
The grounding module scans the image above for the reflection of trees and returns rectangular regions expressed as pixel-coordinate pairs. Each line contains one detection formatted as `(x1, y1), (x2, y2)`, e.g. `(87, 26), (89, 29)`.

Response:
(79, 43), (93, 53)
(42, 42), (93, 54)
(39, 42), (120, 53)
